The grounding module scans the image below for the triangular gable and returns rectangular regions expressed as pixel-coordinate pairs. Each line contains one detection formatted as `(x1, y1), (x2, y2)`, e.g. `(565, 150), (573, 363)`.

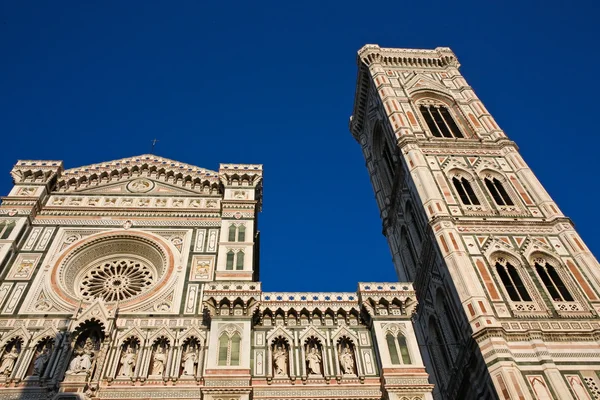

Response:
(404, 74), (451, 96)
(56, 154), (220, 193)
(71, 178), (202, 196)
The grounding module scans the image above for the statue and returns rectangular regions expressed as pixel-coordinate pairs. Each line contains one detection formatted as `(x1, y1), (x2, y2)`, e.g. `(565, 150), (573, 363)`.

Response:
(152, 347), (167, 376)
(306, 346), (322, 375)
(181, 349), (197, 376)
(273, 345), (287, 376)
(67, 338), (94, 375)
(0, 347), (19, 376)
(339, 347), (355, 374)
(119, 347), (137, 377)
(32, 347), (50, 376)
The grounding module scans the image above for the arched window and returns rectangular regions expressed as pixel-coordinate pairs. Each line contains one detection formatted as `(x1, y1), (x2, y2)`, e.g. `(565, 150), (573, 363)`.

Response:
(386, 333), (400, 365)
(419, 105), (464, 138)
(385, 331), (411, 365)
(484, 178), (514, 206)
(452, 177), (480, 205)
(217, 331), (242, 366)
(236, 251), (244, 270)
(228, 225), (236, 242)
(237, 225), (246, 242)
(397, 335), (411, 364)
(535, 262), (574, 302)
(373, 123), (396, 190)
(226, 251), (235, 270)
(496, 262), (531, 301)
(400, 227), (417, 279)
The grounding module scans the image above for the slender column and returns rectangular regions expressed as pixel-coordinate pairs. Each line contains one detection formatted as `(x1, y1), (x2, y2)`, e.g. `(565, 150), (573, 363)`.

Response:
(197, 343), (205, 379)
(300, 341), (306, 378)
(354, 346), (364, 377)
(165, 345), (174, 378)
(288, 342), (295, 380)
(15, 347), (33, 380)
(172, 346), (183, 379)
(324, 332), (332, 378)
(293, 331), (300, 378)
(266, 342), (273, 379)
(43, 335), (62, 380)
(109, 346), (121, 378)
(133, 344), (145, 379)
(332, 341), (341, 378)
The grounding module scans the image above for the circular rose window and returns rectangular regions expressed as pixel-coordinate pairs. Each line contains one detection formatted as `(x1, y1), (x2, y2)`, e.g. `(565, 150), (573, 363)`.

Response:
(52, 233), (173, 306)
(79, 258), (154, 302)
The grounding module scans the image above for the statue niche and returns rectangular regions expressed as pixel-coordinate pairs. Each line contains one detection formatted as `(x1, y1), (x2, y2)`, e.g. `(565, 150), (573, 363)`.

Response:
(0, 338), (22, 378)
(28, 337), (54, 378)
(66, 320), (104, 378)
(271, 337), (289, 377)
(337, 337), (356, 375)
(180, 337), (200, 378)
(150, 337), (169, 377)
(117, 338), (139, 378)
(304, 337), (323, 376)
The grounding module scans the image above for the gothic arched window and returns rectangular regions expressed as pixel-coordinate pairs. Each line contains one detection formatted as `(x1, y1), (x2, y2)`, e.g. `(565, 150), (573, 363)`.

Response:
(372, 123), (396, 190)
(484, 178), (514, 206)
(236, 251), (244, 270)
(217, 331), (241, 366)
(496, 262), (531, 302)
(228, 225), (236, 242)
(452, 177), (480, 205)
(226, 251), (235, 270)
(237, 225), (246, 242)
(535, 262), (574, 302)
(419, 105), (464, 138)
(385, 331), (411, 365)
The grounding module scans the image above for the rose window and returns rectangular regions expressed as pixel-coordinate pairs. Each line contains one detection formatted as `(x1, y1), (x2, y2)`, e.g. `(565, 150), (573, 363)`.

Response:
(54, 234), (172, 306)
(80, 258), (154, 302)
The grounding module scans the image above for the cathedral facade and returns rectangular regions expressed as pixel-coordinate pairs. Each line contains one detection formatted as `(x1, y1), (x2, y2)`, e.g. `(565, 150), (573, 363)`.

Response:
(350, 45), (600, 399)
(0, 155), (433, 400)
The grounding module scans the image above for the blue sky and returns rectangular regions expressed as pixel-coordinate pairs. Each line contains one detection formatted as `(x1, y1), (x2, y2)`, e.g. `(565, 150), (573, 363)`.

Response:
(1, 1), (599, 292)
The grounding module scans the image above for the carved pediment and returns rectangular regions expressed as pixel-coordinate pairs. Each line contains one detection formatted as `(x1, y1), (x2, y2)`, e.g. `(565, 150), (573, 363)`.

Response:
(404, 73), (451, 96)
(70, 178), (203, 196)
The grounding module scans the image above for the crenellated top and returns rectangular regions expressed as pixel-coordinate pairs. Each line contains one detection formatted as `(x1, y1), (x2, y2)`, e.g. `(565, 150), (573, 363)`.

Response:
(201, 282), (417, 322)
(350, 44), (459, 140)
(218, 163), (263, 187)
(11, 160), (64, 185)
(357, 44), (459, 69)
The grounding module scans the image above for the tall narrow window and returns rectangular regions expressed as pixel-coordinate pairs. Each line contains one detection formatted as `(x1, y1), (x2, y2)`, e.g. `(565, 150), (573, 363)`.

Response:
(496, 262), (531, 301)
(386, 334), (400, 365)
(228, 225), (236, 242)
(397, 335), (411, 364)
(218, 334), (229, 366)
(419, 105), (464, 138)
(236, 251), (244, 270)
(485, 178), (514, 206)
(237, 225), (246, 242)
(452, 177), (480, 205)
(226, 251), (235, 270)
(536, 262), (574, 302)
(382, 145), (395, 181)
(230, 334), (241, 366)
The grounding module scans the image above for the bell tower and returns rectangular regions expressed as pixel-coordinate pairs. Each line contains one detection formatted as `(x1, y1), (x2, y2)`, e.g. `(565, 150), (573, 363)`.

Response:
(350, 45), (600, 399)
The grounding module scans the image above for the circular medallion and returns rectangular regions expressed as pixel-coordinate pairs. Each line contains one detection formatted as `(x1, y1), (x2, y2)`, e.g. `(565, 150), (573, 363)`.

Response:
(127, 179), (154, 193)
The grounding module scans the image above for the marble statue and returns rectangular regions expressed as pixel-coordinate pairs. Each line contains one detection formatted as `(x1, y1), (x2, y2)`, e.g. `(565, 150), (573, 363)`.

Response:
(339, 347), (355, 374)
(32, 347), (50, 376)
(152, 347), (167, 376)
(182, 350), (197, 376)
(119, 347), (137, 377)
(273, 345), (287, 376)
(306, 346), (322, 375)
(0, 347), (19, 376)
